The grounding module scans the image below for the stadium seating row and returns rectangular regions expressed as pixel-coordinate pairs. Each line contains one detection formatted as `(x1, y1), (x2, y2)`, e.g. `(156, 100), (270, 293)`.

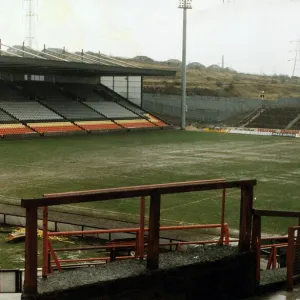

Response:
(0, 81), (168, 137)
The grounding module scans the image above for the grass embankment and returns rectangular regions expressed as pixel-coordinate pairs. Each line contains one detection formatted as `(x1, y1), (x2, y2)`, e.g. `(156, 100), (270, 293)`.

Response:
(127, 59), (300, 99)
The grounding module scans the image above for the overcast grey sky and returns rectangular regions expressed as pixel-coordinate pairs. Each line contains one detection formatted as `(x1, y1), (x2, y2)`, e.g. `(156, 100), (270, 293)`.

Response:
(0, 0), (300, 75)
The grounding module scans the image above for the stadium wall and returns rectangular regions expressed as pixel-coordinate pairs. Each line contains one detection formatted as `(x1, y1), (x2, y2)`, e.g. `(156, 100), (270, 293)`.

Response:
(30, 250), (257, 300)
(142, 94), (300, 122)
(201, 127), (300, 138)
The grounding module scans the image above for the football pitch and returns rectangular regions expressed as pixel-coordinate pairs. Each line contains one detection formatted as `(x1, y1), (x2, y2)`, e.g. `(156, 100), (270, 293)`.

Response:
(1, 130), (300, 235)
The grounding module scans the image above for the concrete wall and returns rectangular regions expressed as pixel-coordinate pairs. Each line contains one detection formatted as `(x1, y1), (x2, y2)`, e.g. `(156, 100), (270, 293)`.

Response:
(143, 94), (300, 122)
(0, 270), (20, 293)
(0, 269), (42, 293)
(31, 250), (257, 300)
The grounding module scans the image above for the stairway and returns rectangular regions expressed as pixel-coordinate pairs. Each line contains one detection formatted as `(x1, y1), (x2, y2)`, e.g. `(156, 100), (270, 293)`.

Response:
(239, 105), (265, 128)
(286, 113), (300, 129)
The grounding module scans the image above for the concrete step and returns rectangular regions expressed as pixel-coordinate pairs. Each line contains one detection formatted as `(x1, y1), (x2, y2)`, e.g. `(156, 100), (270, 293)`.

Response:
(0, 294), (21, 300)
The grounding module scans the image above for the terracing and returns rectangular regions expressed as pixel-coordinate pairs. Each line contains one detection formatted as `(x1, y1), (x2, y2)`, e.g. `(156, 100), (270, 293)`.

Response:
(245, 107), (300, 130)
(289, 115), (300, 130)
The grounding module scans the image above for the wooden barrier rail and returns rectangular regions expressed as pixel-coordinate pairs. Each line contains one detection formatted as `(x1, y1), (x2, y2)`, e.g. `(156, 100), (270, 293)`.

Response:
(21, 178), (256, 295)
(253, 210), (300, 218)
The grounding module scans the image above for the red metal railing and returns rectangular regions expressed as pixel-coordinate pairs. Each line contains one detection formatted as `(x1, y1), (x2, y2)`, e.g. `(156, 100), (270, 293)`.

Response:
(42, 217), (230, 277)
(252, 209), (300, 291)
(42, 184), (230, 275)
(262, 242), (287, 270)
(41, 187), (230, 277)
(21, 178), (256, 296)
(287, 225), (300, 291)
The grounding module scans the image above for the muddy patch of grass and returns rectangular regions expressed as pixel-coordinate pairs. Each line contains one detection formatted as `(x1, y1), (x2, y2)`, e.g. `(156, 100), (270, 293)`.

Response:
(0, 131), (299, 236)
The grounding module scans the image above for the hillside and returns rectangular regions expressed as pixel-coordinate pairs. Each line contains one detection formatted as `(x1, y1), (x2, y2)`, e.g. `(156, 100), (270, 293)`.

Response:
(5, 46), (300, 99)
(122, 57), (300, 99)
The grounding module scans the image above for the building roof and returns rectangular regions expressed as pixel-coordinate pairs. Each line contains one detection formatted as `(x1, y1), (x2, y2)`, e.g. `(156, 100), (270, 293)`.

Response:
(0, 55), (176, 77)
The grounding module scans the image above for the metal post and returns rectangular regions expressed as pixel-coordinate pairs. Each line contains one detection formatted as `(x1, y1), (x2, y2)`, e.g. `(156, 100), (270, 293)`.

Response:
(147, 192), (161, 270)
(110, 248), (116, 262)
(27, 0), (34, 48)
(272, 246), (277, 269)
(24, 206), (38, 295)
(251, 214), (261, 282)
(287, 227), (295, 291)
(48, 253), (52, 273)
(219, 188), (226, 245)
(181, 7), (187, 130)
(141, 76), (144, 108)
(139, 196), (146, 260)
(178, 0), (192, 130)
(238, 185), (254, 252)
(291, 40), (299, 77)
(266, 248), (273, 270)
(48, 240), (62, 272)
(126, 76), (129, 100)
(42, 206), (48, 278)
(16, 270), (21, 293)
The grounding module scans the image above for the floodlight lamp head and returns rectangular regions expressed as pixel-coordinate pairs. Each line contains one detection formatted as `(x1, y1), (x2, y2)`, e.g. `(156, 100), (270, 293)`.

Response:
(178, 0), (192, 9)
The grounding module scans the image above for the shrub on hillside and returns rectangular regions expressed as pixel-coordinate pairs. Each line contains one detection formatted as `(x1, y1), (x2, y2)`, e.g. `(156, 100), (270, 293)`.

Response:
(224, 83), (234, 92)
(216, 80), (222, 87)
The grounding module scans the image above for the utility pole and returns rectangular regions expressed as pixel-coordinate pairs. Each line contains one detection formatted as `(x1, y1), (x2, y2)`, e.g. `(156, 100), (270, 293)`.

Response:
(24, 0), (37, 49)
(289, 39), (300, 77)
(292, 41), (298, 77)
(178, 0), (192, 130)
(222, 55), (224, 69)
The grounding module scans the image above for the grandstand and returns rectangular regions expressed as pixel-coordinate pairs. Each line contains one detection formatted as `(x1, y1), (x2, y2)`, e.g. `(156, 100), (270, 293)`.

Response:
(2, 43), (300, 135)
(0, 45), (175, 138)
(0, 80), (25, 100)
